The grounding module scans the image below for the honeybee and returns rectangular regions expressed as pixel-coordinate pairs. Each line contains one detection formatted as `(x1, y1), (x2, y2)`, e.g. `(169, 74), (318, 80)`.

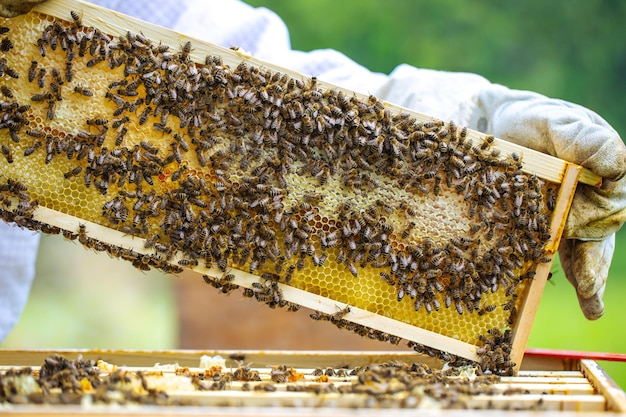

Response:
(309, 311), (329, 321)
(70, 10), (83, 27)
(77, 223), (89, 244)
(345, 261), (358, 277)
(261, 272), (280, 282)
(23, 141), (42, 156)
(63, 166), (82, 179)
(173, 133), (189, 152)
(455, 299), (464, 315)
(86, 118), (108, 126)
(178, 258), (199, 267)
(331, 305), (351, 322)
(180, 40), (192, 60)
(0, 37), (13, 52)
(0, 85), (13, 98)
(480, 134), (495, 150)
(138, 106), (152, 125)
(478, 304), (496, 316)
(46, 100), (55, 120)
(73, 85), (93, 97)
(31, 92), (52, 102)
(1, 144), (13, 163)
(86, 55), (105, 67)
(51, 68), (63, 85)
(546, 187), (556, 211)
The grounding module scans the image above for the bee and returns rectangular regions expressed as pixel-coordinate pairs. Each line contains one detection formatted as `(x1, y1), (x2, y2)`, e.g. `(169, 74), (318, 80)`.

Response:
(480, 134), (495, 150)
(108, 79), (128, 89)
(50, 68), (63, 85)
(173, 133), (189, 152)
(478, 304), (496, 316)
(346, 262), (358, 277)
(153, 122), (172, 134)
(50, 83), (63, 103)
(546, 186), (557, 211)
(46, 100), (55, 120)
(73, 85), (93, 97)
(63, 166), (82, 179)
(107, 116), (130, 129)
(104, 92), (125, 107)
(78, 223), (88, 244)
(309, 311), (329, 321)
(0, 37), (13, 51)
(23, 141), (42, 156)
(86, 118), (108, 126)
(32, 67), (46, 89)
(86, 55), (105, 67)
(0, 85), (13, 98)
(178, 258), (199, 267)
(331, 305), (351, 322)
(138, 106), (152, 125)
(180, 40), (192, 60)
(1, 144), (13, 163)
(70, 10), (83, 27)
(31, 92), (52, 102)
(64, 60), (74, 82)
(455, 299), (464, 315)
(76, 34), (89, 56)
(261, 272), (280, 282)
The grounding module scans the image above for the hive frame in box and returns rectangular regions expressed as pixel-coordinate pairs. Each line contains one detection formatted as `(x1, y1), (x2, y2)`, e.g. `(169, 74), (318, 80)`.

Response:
(0, 0), (600, 371)
(1, 349), (625, 413)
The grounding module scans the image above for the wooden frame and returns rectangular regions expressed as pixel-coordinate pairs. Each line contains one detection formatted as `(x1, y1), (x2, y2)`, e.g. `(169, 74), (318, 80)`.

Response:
(0, 0), (598, 370)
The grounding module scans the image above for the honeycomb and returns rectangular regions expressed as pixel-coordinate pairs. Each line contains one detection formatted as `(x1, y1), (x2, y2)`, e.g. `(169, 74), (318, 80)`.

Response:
(0, 5), (574, 367)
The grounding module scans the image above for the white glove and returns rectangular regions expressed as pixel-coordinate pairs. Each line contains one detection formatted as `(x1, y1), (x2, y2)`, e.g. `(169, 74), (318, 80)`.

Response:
(0, 222), (40, 342)
(378, 66), (626, 319)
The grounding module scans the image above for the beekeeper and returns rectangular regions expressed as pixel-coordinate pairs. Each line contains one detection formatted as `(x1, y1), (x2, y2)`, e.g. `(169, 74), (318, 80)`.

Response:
(1, 0), (624, 344)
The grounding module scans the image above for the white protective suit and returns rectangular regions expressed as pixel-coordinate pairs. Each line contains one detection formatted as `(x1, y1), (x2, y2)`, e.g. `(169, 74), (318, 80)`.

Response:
(1, 0), (624, 342)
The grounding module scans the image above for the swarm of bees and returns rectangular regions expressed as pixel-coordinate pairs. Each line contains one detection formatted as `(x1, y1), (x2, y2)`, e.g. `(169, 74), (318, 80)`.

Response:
(0, 10), (559, 371)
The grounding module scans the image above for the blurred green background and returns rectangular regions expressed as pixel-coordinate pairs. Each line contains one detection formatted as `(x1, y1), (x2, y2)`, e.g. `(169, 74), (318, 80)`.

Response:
(3, 0), (626, 390)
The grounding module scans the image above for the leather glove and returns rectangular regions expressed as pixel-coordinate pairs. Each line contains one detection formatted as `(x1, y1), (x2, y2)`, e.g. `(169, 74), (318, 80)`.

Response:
(376, 66), (626, 320)
(0, 0), (46, 18)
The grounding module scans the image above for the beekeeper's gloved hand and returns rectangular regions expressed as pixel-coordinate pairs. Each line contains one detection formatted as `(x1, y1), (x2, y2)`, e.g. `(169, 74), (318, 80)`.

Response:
(378, 66), (626, 320)
(472, 86), (626, 320)
(0, 0), (46, 18)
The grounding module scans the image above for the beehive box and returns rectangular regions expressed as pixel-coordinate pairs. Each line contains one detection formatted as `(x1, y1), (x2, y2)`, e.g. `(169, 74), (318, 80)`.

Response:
(0, 0), (601, 373)
(0, 349), (625, 414)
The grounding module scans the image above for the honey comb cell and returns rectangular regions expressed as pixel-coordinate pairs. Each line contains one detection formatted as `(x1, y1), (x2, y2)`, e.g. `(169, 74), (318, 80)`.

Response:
(0, 1), (585, 370)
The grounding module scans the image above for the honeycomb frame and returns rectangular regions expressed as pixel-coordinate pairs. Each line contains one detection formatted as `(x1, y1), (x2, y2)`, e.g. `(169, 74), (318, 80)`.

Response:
(0, 0), (594, 371)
